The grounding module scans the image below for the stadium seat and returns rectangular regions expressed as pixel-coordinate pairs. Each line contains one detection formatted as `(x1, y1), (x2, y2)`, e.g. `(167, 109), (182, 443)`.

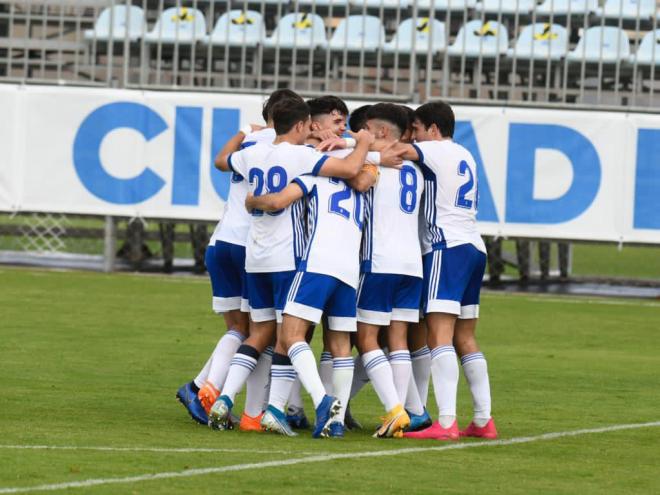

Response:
(447, 20), (508, 58)
(535, 0), (599, 16)
(383, 17), (446, 54)
(293, 0), (349, 6)
(144, 7), (206, 44)
(415, 0), (476, 11)
(596, 0), (656, 21)
(328, 15), (385, 52)
(565, 26), (631, 64)
(507, 23), (568, 61)
(349, 0), (410, 8)
(630, 29), (660, 66)
(473, 0), (536, 15)
(84, 5), (145, 42)
(264, 12), (327, 49)
(202, 10), (264, 47)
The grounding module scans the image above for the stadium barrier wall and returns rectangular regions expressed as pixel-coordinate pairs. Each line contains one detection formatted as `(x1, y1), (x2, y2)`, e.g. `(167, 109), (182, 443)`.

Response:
(1, 83), (659, 244)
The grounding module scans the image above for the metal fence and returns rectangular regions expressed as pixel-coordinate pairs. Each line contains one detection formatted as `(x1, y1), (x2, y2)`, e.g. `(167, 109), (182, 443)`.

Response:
(0, 0), (658, 109)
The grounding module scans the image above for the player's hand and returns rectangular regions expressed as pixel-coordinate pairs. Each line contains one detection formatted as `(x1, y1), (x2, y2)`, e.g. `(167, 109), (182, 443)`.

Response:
(245, 193), (255, 213)
(316, 136), (347, 152)
(311, 129), (338, 141)
(355, 129), (375, 146)
(379, 141), (405, 169)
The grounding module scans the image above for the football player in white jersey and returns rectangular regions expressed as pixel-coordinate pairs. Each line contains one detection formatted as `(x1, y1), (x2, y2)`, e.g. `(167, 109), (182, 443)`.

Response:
(207, 99), (378, 432)
(175, 89), (301, 428)
(354, 104), (430, 438)
(389, 101), (497, 441)
(244, 138), (373, 438)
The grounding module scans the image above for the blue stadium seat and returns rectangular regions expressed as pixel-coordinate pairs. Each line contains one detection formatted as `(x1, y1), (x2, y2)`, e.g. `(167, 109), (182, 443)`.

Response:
(383, 17), (446, 54)
(630, 29), (660, 66)
(144, 7), (206, 44)
(328, 15), (385, 52)
(84, 5), (145, 42)
(566, 26), (630, 64)
(596, 0), (656, 21)
(507, 23), (568, 61)
(202, 10), (264, 47)
(535, 0), (599, 16)
(473, 0), (536, 15)
(447, 20), (508, 58)
(349, 0), (410, 8)
(264, 12), (327, 49)
(416, 0), (476, 11)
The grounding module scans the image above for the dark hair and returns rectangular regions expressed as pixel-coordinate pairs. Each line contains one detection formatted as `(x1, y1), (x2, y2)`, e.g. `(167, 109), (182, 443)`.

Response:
(400, 105), (415, 134)
(414, 101), (455, 138)
(306, 96), (349, 119)
(262, 89), (303, 122)
(365, 103), (409, 137)
(348, 104), (372, 132)
(271, 99), (310, 135)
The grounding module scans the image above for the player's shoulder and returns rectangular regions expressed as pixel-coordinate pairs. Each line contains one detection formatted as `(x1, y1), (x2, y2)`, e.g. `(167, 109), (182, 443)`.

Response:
(242, 127), (275, 147)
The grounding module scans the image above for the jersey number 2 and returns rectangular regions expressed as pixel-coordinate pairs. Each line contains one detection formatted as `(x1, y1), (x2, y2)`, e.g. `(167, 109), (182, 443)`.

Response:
(455, 160), (476, 210)
(328, 179), (363, 229)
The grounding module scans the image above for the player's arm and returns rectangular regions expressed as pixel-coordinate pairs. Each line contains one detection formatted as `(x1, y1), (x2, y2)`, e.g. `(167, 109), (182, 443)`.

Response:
(383, 142), (419, 162)
(245, 182), (304, 213)
(214, 131), (248, 172)
(316, 130), (373, 179)
(347, 163), (378, 192)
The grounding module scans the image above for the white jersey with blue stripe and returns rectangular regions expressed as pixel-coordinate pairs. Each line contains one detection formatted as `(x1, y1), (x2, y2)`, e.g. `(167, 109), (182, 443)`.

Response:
(413, 140), (487, 254)
(228, 141), (328, 273)
(293, 175), (364, 289)
(209, 128), (276, 247)
(361, 160), (424, 278)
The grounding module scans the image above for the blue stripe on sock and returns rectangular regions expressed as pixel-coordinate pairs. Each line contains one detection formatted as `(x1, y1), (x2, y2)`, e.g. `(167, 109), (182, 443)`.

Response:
(333, 358), (355, 369)
(320, 351), (333, 362)
(288, 343), (310, 361)
(364, 355), (389, 371)
(461, 352), (485, 365)
(263, 346), (274, 357)
(411, 346), (431, 359)
(431, 345), (456, 359)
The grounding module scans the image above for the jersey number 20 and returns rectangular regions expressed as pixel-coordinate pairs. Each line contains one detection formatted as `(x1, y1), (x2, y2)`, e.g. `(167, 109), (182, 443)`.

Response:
(455, 160), (477, 210)
(328, 179), (363, 229)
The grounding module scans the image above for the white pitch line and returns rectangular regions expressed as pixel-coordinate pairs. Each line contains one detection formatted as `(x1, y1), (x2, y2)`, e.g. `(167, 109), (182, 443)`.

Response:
(1, 421), (659, 494)
(0, 445), (317, 455)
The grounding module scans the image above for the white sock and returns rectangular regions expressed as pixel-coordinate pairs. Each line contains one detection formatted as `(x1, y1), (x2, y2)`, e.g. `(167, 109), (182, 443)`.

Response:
(430, 345), (459, 428)
(221, 344), (258, 403)
(389, 350), (412, 406)
(288, 377), (304, 410)
(404, 372), (425, 416)
(206, 330), (246, 390)
(319, 351), (334, 395)
(362, 349), (400, 412)
(349, 354), (370, 400)
(461, 352), (491, 427)
(332, 357), (354, 424)
(268, 353), (296, 414)
(193, 355), (213, 389)
(244, 346), (272, 418)
(411, 346), (431, 406)
(289, 342), (326, 408)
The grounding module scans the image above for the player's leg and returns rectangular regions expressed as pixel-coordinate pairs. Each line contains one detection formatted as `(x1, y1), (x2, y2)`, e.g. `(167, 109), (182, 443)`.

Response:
(405, 248), (467, 440)
(285, 325), (313, 430)
(319, 322), (334, 395)
(323, 280), (359, 437)
(209, 272), (278, 430)
(198, 242), (249, 413)
(454, 250), (497, 439)
(357, 273), (410, 437)
(408, 319), (431, 407)
(281, 273), (341, 438)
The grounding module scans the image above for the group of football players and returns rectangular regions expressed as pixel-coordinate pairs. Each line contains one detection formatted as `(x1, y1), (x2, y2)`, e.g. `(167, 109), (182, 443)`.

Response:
(176, 89), (497, 440)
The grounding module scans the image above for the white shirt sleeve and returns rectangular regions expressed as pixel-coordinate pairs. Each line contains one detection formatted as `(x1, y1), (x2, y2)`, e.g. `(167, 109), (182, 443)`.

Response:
(292, 175), (316, 196)
(227, 149), (248, 179)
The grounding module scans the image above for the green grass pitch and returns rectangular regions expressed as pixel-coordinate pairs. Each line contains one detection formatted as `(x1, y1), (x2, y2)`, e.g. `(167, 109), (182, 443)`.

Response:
(2, 267), (660, 494)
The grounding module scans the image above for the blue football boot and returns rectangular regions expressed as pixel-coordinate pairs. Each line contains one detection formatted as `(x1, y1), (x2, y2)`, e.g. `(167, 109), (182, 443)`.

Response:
(312, 395), (341, 438)
(286, 405), (310, 430)
(208, 395), (233, 430)
(406, 408), (433, 432)
(261, 405), (299, 436)
(175, 382), (208, 425)
(328, 422), (345, 438)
